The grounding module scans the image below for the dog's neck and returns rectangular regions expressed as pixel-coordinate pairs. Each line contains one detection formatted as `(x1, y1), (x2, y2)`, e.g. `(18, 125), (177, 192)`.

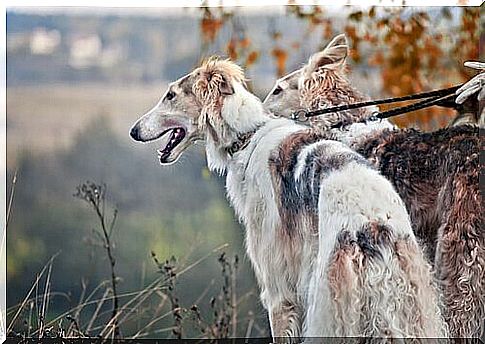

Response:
(300, 69), (377, 127)
(204, 82), (269, 174)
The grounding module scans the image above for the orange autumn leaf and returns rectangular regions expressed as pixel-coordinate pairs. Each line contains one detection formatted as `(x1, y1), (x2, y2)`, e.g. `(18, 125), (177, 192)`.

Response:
(344, 25), (357, 41)
(368, 7), (376, 18)
(376, 18), (389, 29)
(239, 37), (251, 49)
(271, 47), (288, 77)
(311, 16), (323, 25)
(368, 51), (384, 66)
(322, 20), (333, 39)
(245, 50), (259, 67)
(349, 48), (361, 63)
(349, 11), (363, 22)
(200, 14), (224, 43)
(226, 39), (238, 60)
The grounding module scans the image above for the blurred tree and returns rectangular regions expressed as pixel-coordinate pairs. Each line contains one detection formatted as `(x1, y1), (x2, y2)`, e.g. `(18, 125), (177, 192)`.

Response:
(196, 5), (480, 131)
(343, 6), (480, 130)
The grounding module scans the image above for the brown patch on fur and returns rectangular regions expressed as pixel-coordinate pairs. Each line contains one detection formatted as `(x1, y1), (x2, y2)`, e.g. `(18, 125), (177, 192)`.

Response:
(268, 129), (324, 238)
(271, 301), (303, 340)
(394, 237), (447, 336)
(271, 129), (322, 173)
(354, 123), (483, 338)
(326, 227), (447, 337)
(365, 221), (393, 247)
(434, 160), (485, 338)
(355, 126), (480, 259)
(327, 231), (364, 335)
(291, 42), (482, 335)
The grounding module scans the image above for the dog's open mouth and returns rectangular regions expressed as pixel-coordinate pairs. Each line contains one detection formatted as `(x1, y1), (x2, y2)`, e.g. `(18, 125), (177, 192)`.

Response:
(157, 127), (186, 163)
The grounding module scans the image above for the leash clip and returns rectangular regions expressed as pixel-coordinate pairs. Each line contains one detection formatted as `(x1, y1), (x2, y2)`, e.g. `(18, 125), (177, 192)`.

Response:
(367, 113), (380, 122)
(291, 109), (309, 122)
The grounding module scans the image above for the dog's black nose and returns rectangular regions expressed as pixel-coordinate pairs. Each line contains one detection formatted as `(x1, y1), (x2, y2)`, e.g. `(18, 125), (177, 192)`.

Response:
(130, 125), (140, 141)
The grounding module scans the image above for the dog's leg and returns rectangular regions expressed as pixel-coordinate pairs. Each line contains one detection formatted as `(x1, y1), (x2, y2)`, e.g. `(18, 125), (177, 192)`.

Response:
(435, 173), (485, 338)
(268, 300), (303, 343)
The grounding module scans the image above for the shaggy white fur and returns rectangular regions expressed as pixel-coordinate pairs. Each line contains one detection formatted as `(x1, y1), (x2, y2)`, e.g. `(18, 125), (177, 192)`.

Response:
(199, 61), (447, 338)
(131, 58), (448, 339)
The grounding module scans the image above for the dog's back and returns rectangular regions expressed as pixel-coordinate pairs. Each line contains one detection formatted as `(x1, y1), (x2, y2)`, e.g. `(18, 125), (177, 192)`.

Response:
(266, 130), (447, 337)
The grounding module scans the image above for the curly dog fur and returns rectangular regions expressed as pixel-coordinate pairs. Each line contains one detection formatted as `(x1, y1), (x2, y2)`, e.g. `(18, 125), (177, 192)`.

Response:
(263, 34), (484, 338)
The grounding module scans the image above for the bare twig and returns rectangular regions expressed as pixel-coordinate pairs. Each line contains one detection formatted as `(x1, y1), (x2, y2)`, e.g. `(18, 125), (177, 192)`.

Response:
(152, 254), (183, 339)
(74, 182), (120, 338)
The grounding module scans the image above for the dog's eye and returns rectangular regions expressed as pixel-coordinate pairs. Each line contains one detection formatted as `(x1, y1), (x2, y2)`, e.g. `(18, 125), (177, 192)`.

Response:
(272, 86), (283, 96)
(165, 91), (176, 101)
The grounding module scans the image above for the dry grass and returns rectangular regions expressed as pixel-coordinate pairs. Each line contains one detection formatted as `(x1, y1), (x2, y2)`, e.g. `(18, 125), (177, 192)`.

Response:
(6, 241), (262, 339)
(6, 181), (267, 339)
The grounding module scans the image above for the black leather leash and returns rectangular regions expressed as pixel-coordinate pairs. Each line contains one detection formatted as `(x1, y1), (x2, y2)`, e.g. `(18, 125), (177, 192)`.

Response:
(291, 84), (463, 126)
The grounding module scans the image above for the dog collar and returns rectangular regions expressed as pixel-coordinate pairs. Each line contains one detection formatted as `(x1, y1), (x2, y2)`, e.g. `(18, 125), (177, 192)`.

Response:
(226, 128), (259, 157)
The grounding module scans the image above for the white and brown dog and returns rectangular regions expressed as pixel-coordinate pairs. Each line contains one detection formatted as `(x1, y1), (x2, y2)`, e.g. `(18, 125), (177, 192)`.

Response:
(263, 34), (484, 339)
(130, 58), (447, 339)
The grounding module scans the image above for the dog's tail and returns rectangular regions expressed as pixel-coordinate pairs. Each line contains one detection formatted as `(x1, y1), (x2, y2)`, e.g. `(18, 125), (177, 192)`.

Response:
(304, 169), (448, 338)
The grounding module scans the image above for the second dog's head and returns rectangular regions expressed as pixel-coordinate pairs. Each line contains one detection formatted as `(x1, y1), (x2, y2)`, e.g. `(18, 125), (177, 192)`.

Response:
(263, 33), (350, 119)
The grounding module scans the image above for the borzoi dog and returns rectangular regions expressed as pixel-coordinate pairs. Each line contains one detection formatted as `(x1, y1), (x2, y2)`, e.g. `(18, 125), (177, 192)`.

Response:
(130, 58), (447, 339)
(263, 34), (484, 338)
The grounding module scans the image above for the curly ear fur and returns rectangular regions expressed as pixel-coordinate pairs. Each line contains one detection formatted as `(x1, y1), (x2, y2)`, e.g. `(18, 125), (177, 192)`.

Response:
(192, 58), (243, 147)
(304, 34), (349, 78)
(193, 71), (227, 144)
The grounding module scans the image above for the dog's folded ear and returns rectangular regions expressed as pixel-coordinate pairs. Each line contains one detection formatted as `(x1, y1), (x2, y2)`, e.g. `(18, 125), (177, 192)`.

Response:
(219, 74), (234, 96)
(306, 33), (348, 72)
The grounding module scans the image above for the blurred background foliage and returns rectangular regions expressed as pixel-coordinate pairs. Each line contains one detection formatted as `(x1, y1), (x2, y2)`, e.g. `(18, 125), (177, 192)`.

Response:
(6, 4), (481, 338)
